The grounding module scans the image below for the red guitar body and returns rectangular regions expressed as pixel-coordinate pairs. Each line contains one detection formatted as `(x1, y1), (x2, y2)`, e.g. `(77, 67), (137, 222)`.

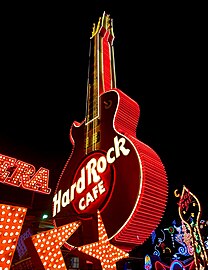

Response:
(53, 12), (168, 252)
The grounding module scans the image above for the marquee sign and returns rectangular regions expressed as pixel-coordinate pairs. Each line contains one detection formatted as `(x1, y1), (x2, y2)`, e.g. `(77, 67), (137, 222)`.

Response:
(52, 12), (168, 252)
(0, 153), (51, 194)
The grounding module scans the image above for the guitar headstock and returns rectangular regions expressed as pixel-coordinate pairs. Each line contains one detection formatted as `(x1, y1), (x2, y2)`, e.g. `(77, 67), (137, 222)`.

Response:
(91, 11), (114, 41)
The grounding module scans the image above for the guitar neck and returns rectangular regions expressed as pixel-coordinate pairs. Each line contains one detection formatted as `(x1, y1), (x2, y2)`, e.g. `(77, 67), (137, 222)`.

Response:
(86, 12), (116, 124)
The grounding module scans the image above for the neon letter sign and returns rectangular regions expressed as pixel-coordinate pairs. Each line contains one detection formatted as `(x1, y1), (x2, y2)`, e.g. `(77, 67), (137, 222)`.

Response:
(0, 153), (51, 194)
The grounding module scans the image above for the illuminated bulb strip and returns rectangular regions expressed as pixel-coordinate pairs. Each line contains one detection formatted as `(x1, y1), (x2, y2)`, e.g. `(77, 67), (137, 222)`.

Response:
(0, 204), (27, 270)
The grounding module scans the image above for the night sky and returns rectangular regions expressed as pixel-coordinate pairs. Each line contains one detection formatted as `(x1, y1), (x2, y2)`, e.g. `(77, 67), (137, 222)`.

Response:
(1, 2), (207, 228)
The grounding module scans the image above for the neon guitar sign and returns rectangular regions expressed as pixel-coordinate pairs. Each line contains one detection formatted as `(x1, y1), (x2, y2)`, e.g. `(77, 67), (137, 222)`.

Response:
(53, 12), (168, 252)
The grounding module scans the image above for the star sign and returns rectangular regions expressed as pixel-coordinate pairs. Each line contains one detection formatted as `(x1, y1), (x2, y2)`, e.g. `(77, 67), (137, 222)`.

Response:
(26, 220), (81, 269)
(78, 210), (129, 269)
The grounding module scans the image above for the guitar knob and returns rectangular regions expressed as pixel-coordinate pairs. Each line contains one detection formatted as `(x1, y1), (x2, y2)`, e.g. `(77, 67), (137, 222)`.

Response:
(104, 100), (112, 109)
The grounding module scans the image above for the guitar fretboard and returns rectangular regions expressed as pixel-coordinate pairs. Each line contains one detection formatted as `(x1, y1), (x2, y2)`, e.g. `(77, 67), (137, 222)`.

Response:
(85, 12), (115, 153)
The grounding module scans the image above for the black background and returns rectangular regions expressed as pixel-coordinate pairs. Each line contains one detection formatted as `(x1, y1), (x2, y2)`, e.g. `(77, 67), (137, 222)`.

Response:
(1, 2), (207, 229)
